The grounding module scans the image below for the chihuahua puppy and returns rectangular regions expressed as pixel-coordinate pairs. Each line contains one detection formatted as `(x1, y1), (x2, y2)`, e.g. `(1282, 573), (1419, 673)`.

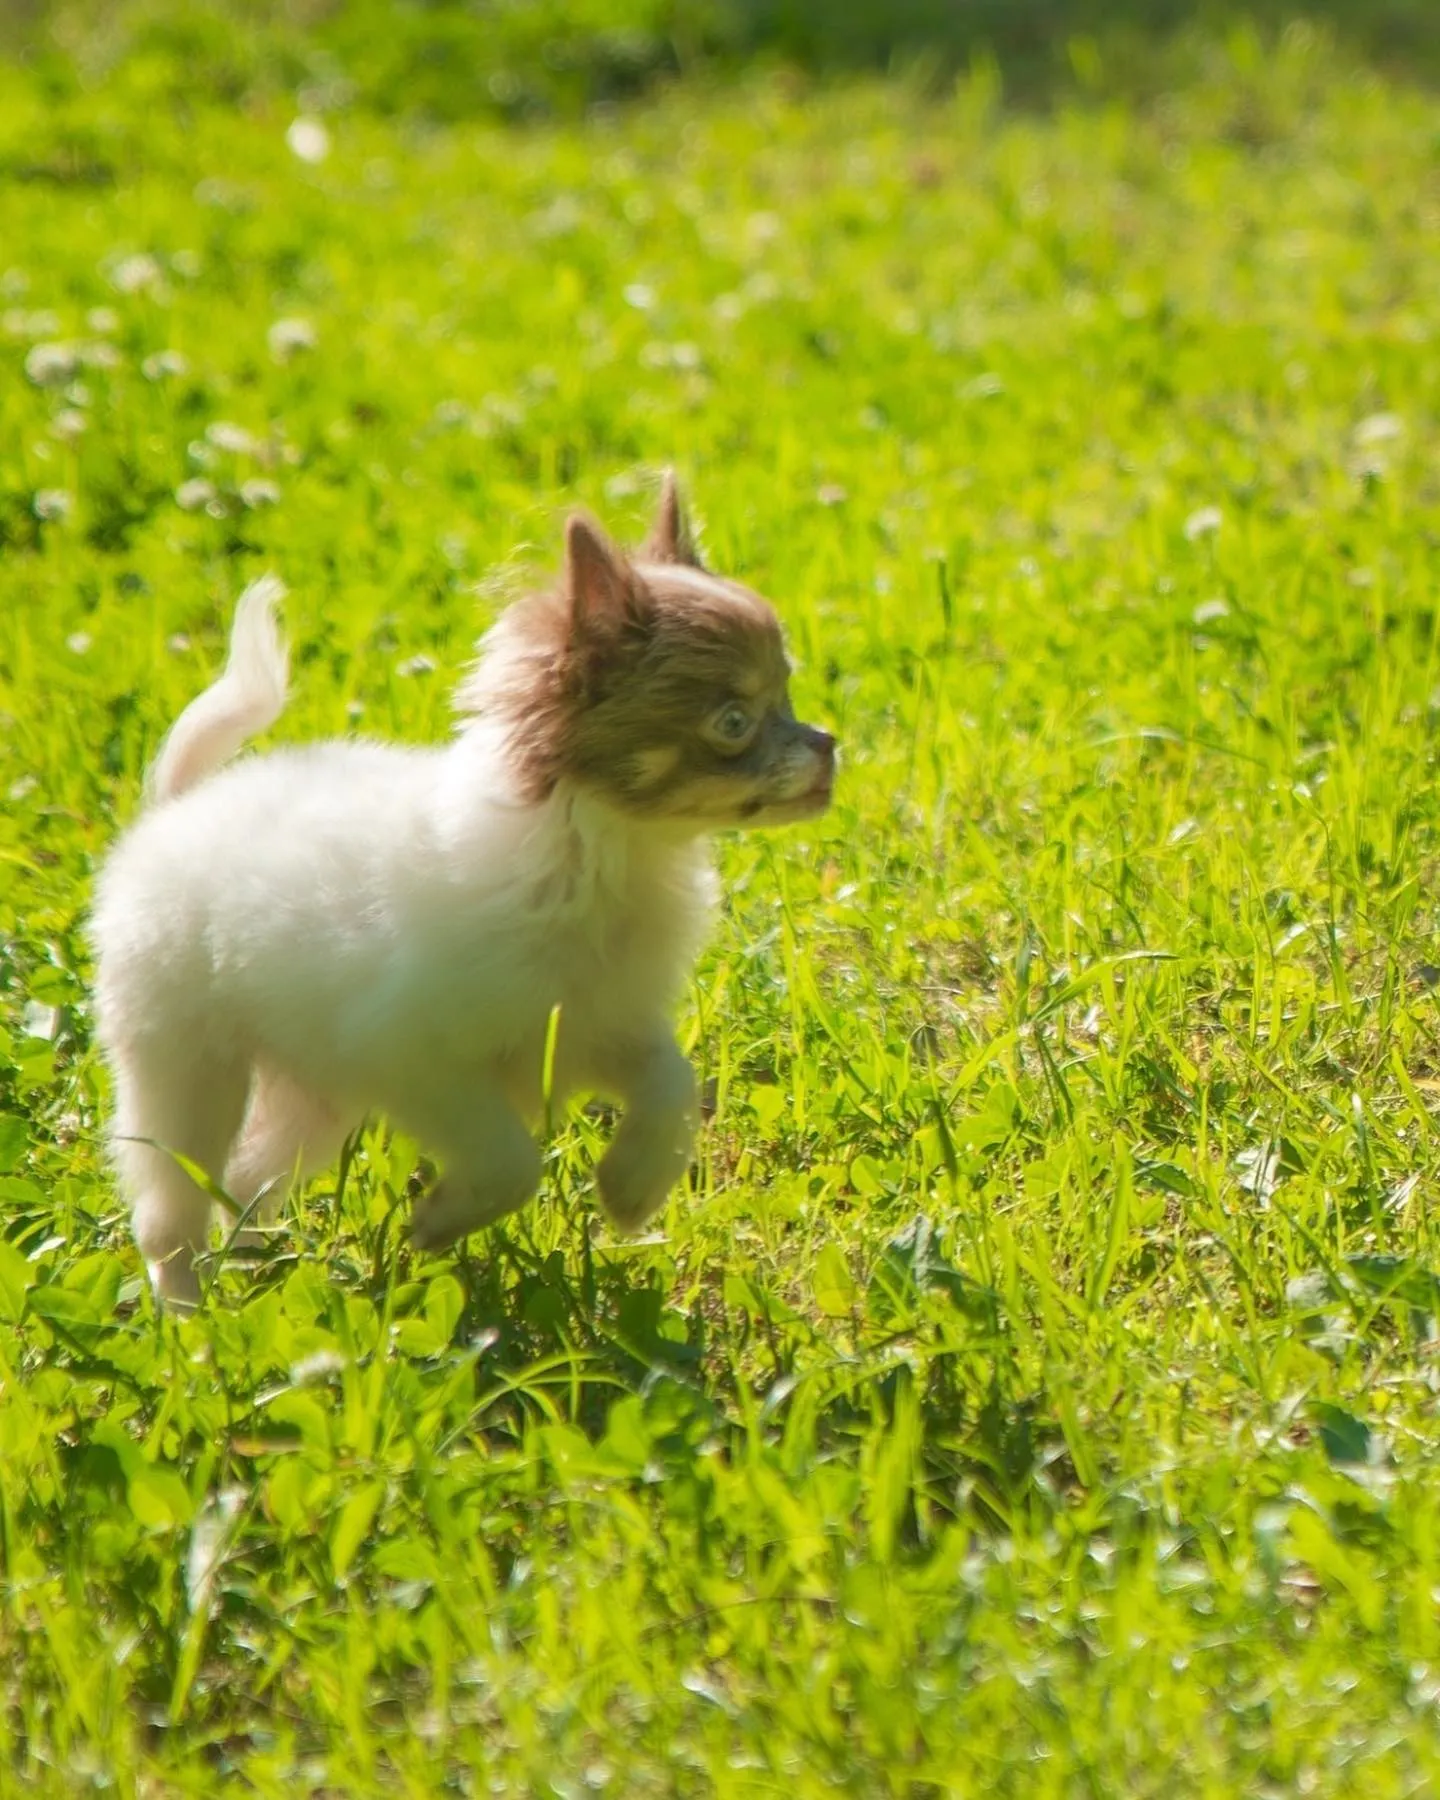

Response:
(91, 478), (836, 1305)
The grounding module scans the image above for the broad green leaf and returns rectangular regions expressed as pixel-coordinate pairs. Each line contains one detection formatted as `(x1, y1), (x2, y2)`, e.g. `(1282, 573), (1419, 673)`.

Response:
(0, 1238), (34, 1321)
(424, 1272), (465, 1343)
(0, 1115), (27, 1173)
(391, 1316), (446, 1357)
(371, 1539), (439, 1583)
(1312, 1402), (1373, 1467)
(262, 1391), (334, 1448)
(28, 1283), (102, 1329)
(62, 1250), (123, 1315)
(749, 1085), (786, 1131)
(127, 1462), (195, 1530)
(813, 1242), (857, 1317)
(331, 1481), (384, 1581)
(848, 1154), (887, 1196)
(1345, 1254), (1440, 1313)
(265, 1459), (329, 1536)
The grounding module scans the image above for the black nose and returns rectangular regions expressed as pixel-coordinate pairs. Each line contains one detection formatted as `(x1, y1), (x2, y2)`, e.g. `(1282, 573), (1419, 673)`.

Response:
(804, 725), (837, 761)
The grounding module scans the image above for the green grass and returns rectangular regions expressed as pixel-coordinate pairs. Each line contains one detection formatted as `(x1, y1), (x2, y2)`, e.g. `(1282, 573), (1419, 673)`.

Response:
(5, 5), (1440, 1792)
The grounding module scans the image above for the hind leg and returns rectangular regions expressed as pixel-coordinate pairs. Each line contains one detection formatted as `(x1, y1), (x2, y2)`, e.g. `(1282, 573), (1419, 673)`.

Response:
(224, 1068), (348, 1241)
(110, 1038), (249, 1308)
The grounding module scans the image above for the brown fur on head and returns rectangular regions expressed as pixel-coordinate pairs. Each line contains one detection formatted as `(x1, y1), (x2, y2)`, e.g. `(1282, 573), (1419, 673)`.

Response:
(457, 475), (836, 828)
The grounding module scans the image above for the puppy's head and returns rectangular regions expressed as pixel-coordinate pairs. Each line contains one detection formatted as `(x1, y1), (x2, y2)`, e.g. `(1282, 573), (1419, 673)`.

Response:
(461, 475), (836, 829)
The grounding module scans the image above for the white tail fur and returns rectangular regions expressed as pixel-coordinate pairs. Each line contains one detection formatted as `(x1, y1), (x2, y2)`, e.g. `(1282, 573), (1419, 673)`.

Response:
(148, 575), (290, 804)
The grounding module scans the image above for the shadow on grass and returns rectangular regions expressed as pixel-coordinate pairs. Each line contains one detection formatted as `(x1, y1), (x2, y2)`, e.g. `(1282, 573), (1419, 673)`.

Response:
(726, 0), (1440, 93)
(3, 0), (1438, 124)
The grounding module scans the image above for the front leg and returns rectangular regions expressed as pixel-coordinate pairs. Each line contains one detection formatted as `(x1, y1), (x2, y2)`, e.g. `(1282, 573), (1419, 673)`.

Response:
(402, 1083), (543, 1252)
(596, 1036), (700, 1233)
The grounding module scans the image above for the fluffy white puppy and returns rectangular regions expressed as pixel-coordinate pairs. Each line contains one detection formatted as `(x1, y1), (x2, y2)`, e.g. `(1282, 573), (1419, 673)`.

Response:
(90, 479), (836, 1305)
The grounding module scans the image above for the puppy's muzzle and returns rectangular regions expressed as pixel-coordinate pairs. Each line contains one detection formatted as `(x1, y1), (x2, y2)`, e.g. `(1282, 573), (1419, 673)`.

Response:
(776, 722), (837, 810)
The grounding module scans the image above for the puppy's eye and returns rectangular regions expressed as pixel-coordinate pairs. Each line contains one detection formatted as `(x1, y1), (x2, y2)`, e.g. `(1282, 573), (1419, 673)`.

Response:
(707, 702), (756, 750)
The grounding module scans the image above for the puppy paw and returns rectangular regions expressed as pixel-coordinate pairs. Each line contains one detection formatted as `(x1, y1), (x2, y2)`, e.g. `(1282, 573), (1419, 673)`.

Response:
(149, 1251), (202, 1312)
(408, 1174), (530, 1252)
(596, 1128), (690, 1234)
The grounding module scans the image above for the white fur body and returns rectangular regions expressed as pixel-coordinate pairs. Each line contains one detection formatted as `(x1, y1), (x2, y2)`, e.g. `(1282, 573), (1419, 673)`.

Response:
(98, 740), (715, 1121)
(92, 580), (716, 1304)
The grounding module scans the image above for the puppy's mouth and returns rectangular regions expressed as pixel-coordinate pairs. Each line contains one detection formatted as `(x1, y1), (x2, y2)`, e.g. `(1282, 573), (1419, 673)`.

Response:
(740, 772), (834, 823)
(792, 773), (835, 812)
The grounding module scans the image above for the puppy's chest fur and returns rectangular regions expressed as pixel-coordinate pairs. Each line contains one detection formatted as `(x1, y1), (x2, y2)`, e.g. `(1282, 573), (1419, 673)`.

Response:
(421, 787), (718, 1101)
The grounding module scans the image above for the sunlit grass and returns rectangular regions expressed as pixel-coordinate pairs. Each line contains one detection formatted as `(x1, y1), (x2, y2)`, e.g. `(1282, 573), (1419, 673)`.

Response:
(3, 11), (1440, 1793)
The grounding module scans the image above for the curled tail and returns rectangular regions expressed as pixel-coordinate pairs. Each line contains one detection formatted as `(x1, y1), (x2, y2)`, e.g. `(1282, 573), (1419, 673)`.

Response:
(149, 574), (290, 804)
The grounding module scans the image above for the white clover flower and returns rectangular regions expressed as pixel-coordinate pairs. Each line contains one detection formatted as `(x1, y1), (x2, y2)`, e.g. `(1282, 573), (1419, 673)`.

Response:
(67, 631), (92, 654)
(86, 307), (119, 333)
(195, 178), (250, 211)
(175, 477), (217, 510)
(240, 478), (281, 508)
(286, 117), (331, 164)
(51, 409), (88, 440)
(1354, 411), (1403, 447)
(142, 349), (188, 381)
(623, 283), (656, 310)
(110, 253), (164, 295)
(396, 653), (437, 678)
(206, 420), (257, 455)
(33, 488), (73, 521)
(25, 341), (80, 386)
(530, 196), (582, 238)
(267, 316), (316, 361)
(3, 308), (58, 338)
(1184, 505), (1223, 541)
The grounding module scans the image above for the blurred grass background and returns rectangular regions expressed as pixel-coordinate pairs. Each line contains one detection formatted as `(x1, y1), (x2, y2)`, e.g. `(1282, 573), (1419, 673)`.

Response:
(3, 0), (1439, 128)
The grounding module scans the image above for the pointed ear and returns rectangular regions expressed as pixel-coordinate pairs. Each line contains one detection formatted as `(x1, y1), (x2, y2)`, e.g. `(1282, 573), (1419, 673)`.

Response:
(640, 470), (702, 566)
(565, 512), (648, 635)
